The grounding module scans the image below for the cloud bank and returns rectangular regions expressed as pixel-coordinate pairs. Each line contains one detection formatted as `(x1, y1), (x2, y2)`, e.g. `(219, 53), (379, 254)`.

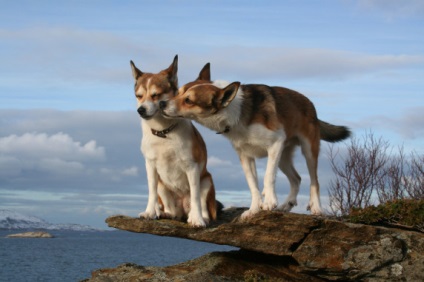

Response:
(1, 107), (422, 227)
(2, 26), (423, 89)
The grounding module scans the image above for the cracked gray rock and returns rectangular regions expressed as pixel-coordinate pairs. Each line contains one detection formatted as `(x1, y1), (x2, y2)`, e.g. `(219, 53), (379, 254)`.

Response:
(85, 208), (424, 281)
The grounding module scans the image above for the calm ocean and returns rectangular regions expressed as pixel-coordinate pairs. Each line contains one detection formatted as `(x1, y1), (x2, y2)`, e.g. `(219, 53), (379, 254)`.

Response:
(0, 230), (237, 282)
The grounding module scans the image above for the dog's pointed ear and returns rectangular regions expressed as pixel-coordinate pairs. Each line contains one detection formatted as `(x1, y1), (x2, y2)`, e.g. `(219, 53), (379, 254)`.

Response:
(164, 55), (178, 87)
(196, 63), (211, 81)
(169, 54), (178, 76)
(130, 60), (143, 80)
(218, 82), (240, 108)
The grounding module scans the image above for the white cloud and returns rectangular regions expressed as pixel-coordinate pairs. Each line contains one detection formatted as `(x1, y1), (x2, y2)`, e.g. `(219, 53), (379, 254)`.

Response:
(352, 106), (424, 142)
(0, 26), (146, 85)
(208, 156), (233, 167)
(0, 132), (105, 161)
(122, 166), (139, 176)
(0, 132), (105, 178)
(100, 166), (139, 181)
(206, 47), (424, 81)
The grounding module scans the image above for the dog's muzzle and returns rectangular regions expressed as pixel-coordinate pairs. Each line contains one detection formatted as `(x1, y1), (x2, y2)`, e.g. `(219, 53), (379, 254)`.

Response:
(137, 106), (147, 118)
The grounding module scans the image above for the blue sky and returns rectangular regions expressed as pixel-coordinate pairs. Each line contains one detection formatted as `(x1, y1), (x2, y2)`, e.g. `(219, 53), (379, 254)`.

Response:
(1, 0), (423, 228)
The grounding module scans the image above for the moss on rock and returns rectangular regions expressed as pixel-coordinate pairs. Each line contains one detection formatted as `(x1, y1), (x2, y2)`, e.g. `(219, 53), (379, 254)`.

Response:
(347, 199), (424, 232)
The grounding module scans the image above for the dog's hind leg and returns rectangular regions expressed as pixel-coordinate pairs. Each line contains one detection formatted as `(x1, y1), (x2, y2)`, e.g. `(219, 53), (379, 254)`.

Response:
(300, 136), (322, 215)
(239, 154), (262, 220)
(277, 143), (301, 212)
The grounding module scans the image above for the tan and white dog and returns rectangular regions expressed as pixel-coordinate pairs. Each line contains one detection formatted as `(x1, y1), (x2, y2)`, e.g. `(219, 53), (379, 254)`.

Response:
(161, 63), (350, 219)
(130, 56), (218, 227)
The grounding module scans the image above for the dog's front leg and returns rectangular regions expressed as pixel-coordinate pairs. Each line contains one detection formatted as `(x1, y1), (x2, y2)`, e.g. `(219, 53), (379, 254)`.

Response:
(186, 166), (207, 227)
(262, 138), (284, 211)
(139, 159), (160, 219)
(239, 154), (262, 220)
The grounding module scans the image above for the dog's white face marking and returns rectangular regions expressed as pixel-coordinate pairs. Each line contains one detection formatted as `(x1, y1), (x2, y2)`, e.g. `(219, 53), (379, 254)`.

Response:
(135, 75), (176, 120)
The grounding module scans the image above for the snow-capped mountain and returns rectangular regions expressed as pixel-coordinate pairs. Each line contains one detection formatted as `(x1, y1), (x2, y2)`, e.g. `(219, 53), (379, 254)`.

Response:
(0, 210), (99, 231)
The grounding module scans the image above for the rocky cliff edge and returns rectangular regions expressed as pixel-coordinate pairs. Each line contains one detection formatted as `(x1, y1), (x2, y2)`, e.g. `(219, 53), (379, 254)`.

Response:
(85, 208), (424, 281)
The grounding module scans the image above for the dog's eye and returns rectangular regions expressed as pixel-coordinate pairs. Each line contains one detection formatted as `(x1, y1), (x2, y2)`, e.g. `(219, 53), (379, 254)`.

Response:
(151, 93), (162, 99)
(136, 95), (143, 100)
(185, 97), (193, 105)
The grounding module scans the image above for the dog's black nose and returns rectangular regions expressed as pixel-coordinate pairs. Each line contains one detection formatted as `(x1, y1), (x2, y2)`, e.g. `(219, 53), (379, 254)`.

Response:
(137, 106), (146, 117)
(159, 101), (167, 110)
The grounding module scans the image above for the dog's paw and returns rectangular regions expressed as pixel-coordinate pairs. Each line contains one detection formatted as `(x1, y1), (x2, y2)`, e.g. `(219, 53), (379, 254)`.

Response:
(307, 202), (322, 215)
(188, 213), (207, 227)
(277, 200), (297, 212)
(187, 218), (207, 227)
(261, 195), (278, 211)
(138, 210), (158, 220)
(240, 208), (260, 221)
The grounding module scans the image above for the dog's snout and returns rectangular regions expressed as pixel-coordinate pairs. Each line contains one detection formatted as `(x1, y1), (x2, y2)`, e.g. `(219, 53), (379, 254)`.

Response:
(137, 106), (146, 117)
(159, 101), (167, 110)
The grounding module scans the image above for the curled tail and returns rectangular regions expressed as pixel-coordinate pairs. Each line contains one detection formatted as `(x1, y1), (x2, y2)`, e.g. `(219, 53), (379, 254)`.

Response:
(319, 120), (351, 143)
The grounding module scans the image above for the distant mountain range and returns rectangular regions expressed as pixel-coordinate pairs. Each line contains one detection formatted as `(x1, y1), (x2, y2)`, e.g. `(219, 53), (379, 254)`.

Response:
(0, 209), (100, 231)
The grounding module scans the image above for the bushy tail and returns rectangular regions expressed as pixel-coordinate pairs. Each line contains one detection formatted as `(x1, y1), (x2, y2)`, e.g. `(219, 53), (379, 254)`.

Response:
(319, 120), (351, 143)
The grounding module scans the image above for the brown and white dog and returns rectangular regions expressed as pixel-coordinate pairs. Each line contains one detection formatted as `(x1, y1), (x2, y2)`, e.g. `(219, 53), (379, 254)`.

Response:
(161, 63), (350, 219)
(130, 56), (218, 227)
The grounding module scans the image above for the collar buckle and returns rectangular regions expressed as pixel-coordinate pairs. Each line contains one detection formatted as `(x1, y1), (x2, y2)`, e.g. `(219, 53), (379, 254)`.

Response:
(151, 123), (178, 138)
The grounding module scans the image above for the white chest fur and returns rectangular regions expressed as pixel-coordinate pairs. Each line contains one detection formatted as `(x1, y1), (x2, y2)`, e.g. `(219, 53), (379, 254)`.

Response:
(141, 120), (197, 193)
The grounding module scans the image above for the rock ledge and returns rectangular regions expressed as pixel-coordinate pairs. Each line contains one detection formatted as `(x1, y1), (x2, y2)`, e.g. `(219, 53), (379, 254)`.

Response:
(86, 208), (424, 281)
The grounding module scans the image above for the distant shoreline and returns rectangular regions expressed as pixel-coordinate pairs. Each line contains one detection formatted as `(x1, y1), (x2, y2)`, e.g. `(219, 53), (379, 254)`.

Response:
(6, 231), (54, 238)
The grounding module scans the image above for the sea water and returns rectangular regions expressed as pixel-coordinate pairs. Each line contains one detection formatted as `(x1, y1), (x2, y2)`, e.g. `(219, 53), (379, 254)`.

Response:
(0, 230), (236, 282)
